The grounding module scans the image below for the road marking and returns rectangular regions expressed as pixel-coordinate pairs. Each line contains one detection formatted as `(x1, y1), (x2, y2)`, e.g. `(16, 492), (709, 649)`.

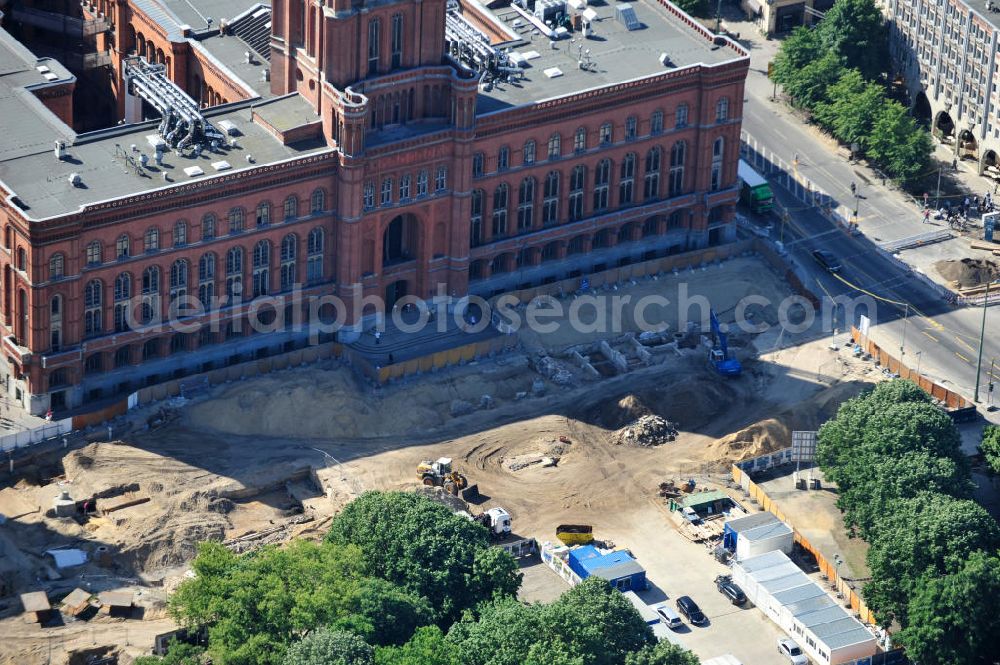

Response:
(955, 351), (972, 363)
(922, 331), (939, 342)
(955, 336), (978, 354)
(814, 277), (834, 299)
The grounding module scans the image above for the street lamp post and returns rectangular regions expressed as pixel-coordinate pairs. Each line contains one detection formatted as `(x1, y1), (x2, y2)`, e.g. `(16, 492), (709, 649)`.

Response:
(833, 554), (844, 599)
(935, 167), (943, 210)
(975, 281), (992, 402)
(900, 302), (910, 362)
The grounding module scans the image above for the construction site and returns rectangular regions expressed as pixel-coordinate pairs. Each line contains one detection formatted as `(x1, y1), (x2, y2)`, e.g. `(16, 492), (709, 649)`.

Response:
(0, 254), (887, 664)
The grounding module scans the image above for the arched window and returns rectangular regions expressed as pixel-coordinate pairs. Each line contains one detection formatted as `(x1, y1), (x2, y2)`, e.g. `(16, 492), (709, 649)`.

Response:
(517, 177), (535, 231)
(543, 171), (560, 226)
(84, 279), (102, 336)
(492, 184), (509, 238)
(116, 234), (130, 259)
(16, 248), (26, 271)
(252, 240), (270, 296)
(651, 110), (664, 135)
(174, 220), (188, 247)
(280, 234), (297, 291)
(170, 260), (188, 298)
(547, 134), (561, 160)
(711, 137), (725, 191)
(229, 207), (245, 234)
(675, 104), (689, 128)
(620, 153), (636, 206)
(307, 228), (324, 284)
(368, 17), (381, 74)
(114, 273), (131, 332)
(311, 188), (326, 214)
(593, 159), (611, 212)
(51, 295), (61, 316)
(391, 13), (404, 68)
(569, 165), (586, 221)
(202, 213), (217, 240)
(284, 195), (299, 221)
(226, 247), (243, 298)
(144, 227), (159, 252)
(256, 201), (271, 228)
(199, 253), (216, 308)
(472, 152), (485, 178)
(574, 127), (587, 153)
(49, 254), (64, 280)
(716, 97), (729, 123)
(142, 266), (160, 294)
(645, 147), (662, 200)
(669, 142), (686, 197)
(470, 189), (484, 247)
(86, 241), (102, 266)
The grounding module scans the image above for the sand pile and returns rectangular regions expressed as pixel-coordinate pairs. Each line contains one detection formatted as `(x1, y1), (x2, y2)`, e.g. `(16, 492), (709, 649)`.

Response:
(597, 394), (653, 428)
(611, 415), (678, 446)
(936, 258), (999, 288)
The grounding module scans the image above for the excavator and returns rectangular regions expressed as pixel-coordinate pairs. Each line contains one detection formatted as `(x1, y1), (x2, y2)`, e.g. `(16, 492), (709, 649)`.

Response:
(416, 457), (469, 496)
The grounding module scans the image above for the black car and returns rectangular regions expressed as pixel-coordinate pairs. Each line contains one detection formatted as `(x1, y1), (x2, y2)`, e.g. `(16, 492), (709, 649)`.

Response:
(812, 249), (842, 273)
(715, 576), (747, 605)
(675, 595), (707, 625)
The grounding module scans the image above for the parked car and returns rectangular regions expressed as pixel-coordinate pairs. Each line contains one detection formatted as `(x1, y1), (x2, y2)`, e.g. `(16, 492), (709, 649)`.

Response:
(714, 575), (747, 605)
(675, 595), (706, 625)
(811, 249), (842, 273)
(654, 604), (683, 630)
(777, 637), (809, 665)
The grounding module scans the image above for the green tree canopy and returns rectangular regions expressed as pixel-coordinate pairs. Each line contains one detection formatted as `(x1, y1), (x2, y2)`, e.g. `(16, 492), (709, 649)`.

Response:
(780, 49), (845, 111)
(283, 628), (374, 665)
(813, 70), (885, 151)
(864, 494), (1000, 623)
(897, 552), (1000, 665)
(772, 27), (825, 92)
(374, 627), (463, 665)
(447, 578), (655, 665)
(671, 0), (709, 17)
(815, 0), (888, 80)
(624, 642), (701, 665)
(134, 640), (205, 665)
(325, 491), (521, 624)
(867, 101), (934, 184)
(980, 424), (1000, 475)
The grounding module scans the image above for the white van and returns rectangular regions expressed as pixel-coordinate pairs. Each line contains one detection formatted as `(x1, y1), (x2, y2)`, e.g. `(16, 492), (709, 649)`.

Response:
(654, 604), (683, 630)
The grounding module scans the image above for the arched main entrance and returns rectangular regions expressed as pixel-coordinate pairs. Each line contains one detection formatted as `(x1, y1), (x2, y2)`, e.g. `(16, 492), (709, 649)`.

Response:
(912, 91), (932, 128)
(385, 279), (408, 310)
(383, 214), (419, 266)
(934, 111), (955, 142)
(959, 129), (979, 161)
(983, 150), (999, 176)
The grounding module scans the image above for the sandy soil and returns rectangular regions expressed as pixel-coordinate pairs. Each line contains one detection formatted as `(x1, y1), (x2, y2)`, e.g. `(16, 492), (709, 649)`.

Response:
(935, 257), (1000, 288)
(0, 256), (878, 663)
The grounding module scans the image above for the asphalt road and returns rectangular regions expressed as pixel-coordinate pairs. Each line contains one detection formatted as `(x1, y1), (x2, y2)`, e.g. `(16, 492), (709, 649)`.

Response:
(737, 30), (1000, 402)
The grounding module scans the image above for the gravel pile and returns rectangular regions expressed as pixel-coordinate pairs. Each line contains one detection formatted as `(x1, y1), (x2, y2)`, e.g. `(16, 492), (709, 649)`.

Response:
(611, 415), (679, 447)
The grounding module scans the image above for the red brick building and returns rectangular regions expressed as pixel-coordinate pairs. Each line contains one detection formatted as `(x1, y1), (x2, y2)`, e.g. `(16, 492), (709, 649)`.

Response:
(0, 0), (748, 414)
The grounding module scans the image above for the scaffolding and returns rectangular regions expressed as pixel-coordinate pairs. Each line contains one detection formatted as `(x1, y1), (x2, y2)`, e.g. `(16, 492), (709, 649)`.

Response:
(124, 56), (225, 154)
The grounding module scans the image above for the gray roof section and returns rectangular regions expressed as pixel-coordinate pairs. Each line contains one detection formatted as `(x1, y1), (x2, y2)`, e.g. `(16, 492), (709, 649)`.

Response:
(740, 520), (793, 543)
(0, 101), (330, 220)
(0, 28), (75, 163)
(590, 560), (645, 581)
(726, 511), (779, 533)
(474, 0), (743, 114)
(252, 93), (320, 132)
(193, 33), (274, 99)
(143, 0), (270, 32)
(737, 551), (876, 653)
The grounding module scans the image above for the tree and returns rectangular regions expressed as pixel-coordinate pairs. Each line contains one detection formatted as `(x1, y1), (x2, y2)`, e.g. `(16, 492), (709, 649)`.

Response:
(326, 492), (521, 624)
(168, 540), (416, 665)
(374, 627), (462, 665)
(864, 494), (1000, 623)
(812, 70), (884, 151)
(816, 0), (889, 80)
(867, 101), (933, 184)
(896, 553), (1000, 665)
(283, 628), (374, 665)
(624, 642), (701, 665)
(772, 28), (825, 93)
(134, 640), (205, 665)
(671, 0), (709, 17)
(446, 597), (547, 665)
(781, 49), (845, 111)
(343, 577), (433, 647)
(980, 424), (1000, 475)
(817, 380), (930, 481)
(837, 450), (971, 539)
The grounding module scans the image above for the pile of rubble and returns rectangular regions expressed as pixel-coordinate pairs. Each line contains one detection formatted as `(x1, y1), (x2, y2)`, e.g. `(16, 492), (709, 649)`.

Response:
(611, 415), (679, 447)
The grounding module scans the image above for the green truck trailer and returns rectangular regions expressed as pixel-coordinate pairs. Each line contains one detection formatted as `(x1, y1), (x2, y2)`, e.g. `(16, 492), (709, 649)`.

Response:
(738, 160), (774, 214)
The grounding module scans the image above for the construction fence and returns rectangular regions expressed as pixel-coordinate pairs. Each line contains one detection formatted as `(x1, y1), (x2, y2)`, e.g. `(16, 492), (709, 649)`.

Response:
(343, 334), (520, 384)
(540, 541), (584, 588)
(0, 418), (73, 453)
(731, 463), (878, 627)
(850, 326), (974, 411)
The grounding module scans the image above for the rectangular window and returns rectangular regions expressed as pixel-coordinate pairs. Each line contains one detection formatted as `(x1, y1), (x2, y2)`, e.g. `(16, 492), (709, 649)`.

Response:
(435, 166), (447, 192)
(368, 19), (380, 75)
(625, 116), (637, 140)
(472, 153), (484, 179)
(470, 190), (483, 247)
(381, 178), (393, 206)
(391, 14), (403, 69)
(498, 147), (509, 172)
(400, 174), (411, 201)
(416, 170), (428, 197)
(523, 140), (536, 166)
(599, 124), (612, 145)
(364, 181), (375, 209)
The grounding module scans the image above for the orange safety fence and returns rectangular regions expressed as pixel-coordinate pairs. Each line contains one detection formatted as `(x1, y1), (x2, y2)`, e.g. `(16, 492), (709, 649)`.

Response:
(731, 464), (878, 627)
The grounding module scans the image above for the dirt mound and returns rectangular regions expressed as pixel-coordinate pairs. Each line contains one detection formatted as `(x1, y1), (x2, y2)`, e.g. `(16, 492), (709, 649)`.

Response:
(597, 394), (653, 428)
(611, 415), (679, 447)
(936, 258), (999, 288)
